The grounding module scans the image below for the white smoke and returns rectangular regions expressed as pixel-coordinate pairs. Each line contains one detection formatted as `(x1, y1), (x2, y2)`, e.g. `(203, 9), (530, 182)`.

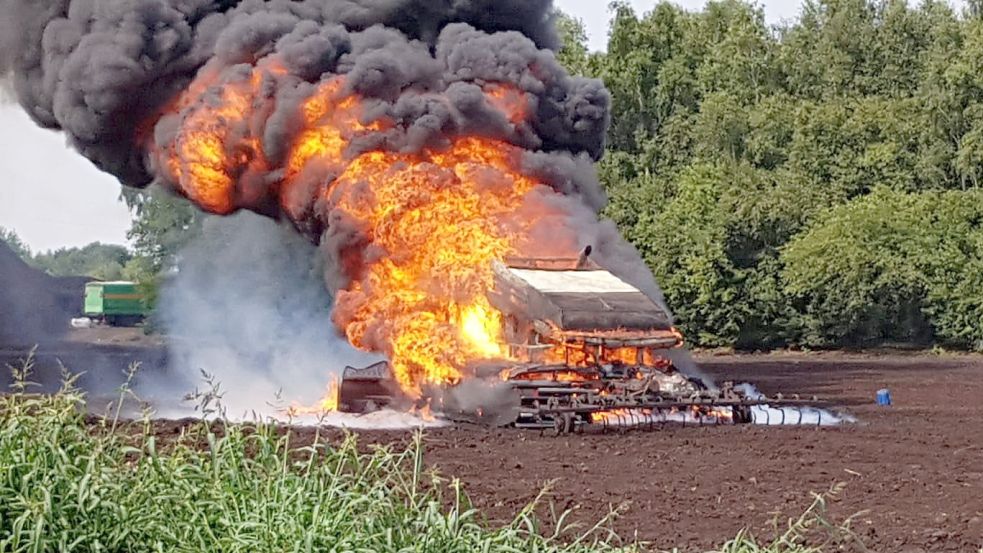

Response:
(287, 410), (447, 429)
(664, 348), (717, 391)
(136, 211), (387, 421)
(0, 78), (13, 104)
(736, 383), (856, 426)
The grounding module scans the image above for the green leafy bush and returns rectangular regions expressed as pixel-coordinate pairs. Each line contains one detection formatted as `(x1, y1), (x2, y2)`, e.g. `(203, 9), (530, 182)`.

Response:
(570, 0), (983, 350)
(783, 188), (983, 350)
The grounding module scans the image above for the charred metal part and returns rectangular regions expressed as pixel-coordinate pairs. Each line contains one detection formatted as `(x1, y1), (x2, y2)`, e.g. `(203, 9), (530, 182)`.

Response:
(575, 245), (593, 269)
(338, 361), (404, 413)
(502, 366), (825, 433)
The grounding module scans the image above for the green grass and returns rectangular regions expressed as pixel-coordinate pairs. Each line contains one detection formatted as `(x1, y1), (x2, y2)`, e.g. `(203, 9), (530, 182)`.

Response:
(0, 357), (860, 553)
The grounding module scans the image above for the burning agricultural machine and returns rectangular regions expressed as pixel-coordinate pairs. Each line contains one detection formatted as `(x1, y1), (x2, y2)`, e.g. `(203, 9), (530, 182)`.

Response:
(339, 249), (816, 432)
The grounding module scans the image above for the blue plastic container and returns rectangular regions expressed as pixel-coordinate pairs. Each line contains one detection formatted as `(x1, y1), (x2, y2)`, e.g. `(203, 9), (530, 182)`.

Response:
(876, 388), (892, 406)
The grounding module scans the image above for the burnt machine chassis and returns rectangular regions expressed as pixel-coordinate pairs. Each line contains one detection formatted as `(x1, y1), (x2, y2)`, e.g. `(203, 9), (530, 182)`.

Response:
(472, 364), (821, 432)
(339, 254), (824, 432)
(338, 361), (821, 433)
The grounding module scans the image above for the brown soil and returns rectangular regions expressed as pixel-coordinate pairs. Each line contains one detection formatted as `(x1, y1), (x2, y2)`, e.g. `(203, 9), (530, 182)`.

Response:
(308, 353), (981, 552)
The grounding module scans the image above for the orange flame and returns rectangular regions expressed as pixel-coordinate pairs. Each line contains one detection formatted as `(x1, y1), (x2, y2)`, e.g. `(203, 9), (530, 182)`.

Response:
(590, 408), (652, 424)
(484, 84), (529, 125)
(590, 406), (735, 425)
(329, 137), (537, 396)
(163, 64), (282, 214)
(162, 74), (548, 398)
(544, 344), (676, 370)
(287, 376), (340, 416)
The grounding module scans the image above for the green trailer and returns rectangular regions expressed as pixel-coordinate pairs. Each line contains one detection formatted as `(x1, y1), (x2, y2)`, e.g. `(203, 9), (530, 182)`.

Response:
(84, 281), (147, 326)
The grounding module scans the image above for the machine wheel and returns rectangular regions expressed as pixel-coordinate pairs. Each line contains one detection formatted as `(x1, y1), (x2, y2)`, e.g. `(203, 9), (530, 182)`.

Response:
(553, 412), (575, 435)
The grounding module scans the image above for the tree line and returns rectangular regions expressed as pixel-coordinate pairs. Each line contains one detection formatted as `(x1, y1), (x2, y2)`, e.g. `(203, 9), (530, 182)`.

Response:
(0, 227), (140, 281)
(558, 0), (983, 351)
(0, 183), (201, 284)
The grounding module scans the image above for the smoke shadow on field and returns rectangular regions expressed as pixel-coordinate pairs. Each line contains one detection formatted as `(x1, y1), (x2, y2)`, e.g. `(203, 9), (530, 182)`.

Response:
(136, 211), (381, 420)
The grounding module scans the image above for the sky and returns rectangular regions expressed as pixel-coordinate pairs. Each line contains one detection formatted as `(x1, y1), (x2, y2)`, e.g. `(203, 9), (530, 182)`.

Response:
(0, 0), (963, 251)
(0, 104), (133, 252)
(556, 0), (804, 51)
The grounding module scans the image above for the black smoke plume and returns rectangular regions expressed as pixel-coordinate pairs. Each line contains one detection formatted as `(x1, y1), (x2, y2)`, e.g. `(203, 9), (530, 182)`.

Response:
(0, 0), (604, 187)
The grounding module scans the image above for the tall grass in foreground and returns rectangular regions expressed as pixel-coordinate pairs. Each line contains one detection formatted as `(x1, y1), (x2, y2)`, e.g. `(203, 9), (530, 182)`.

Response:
(0, 360), (855, 553)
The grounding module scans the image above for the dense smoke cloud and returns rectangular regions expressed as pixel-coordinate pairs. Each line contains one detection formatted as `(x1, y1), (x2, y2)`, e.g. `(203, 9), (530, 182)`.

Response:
(141, 211), (382, 418)
(0, 0), (611, 235)
(0, 0), (594, 187)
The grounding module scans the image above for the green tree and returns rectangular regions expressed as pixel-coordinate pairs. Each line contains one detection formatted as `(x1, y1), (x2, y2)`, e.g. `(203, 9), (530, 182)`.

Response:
(121, 256), (156, 283)
(31, 243), (132, 279)
(0, 227), (32, 261)
(782, 188), (934, 346)
(631, 164), (746, 346)
(553, 11), (593, 75)
(584, 0), (982, 350)
(601, 2), (697, 153)
(782, 188), (983, 349)
(916, 190), (983, 350)
(121, 186), (202, 270)
(694, 0), (778, 103)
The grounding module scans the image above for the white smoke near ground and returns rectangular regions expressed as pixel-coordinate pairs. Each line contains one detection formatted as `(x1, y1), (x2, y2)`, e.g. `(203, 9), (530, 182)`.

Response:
(283, 410), (447, 429)
(133, 210), (435, 425)
(0, 76), (14, 104)
(736, 384), (856, 426)
(664, 348), (717, 391)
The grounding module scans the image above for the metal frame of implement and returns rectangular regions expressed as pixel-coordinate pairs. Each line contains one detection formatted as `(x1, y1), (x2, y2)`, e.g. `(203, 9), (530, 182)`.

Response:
(504, 366), (827, 434)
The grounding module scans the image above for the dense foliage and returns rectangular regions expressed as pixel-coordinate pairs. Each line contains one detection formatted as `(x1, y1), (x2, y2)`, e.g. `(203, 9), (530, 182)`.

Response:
(0, 228), (31, 261)
(121, 187), (202, 271)
(30, 243), (133, 281)
(559, 0), (983, 350)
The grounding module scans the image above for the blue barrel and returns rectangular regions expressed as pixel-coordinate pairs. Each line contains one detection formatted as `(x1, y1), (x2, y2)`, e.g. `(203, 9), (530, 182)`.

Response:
(876, 388), (892, 406)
